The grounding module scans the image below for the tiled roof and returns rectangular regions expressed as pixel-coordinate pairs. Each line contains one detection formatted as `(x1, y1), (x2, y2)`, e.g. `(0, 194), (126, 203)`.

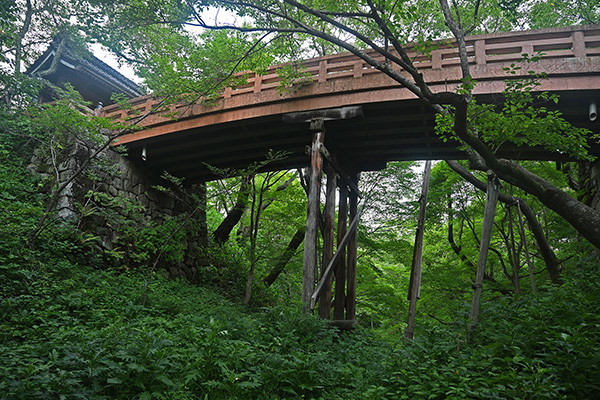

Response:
(27, 35), (143, 99)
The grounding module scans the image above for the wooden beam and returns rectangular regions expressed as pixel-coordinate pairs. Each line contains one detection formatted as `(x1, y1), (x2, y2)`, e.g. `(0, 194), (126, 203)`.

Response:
(405, 160), (432, 339)
(469, 173), (500, 330)
(310, 208), (361, 311)
(319, 144), (363, 198)
(282, 106), (363, 124)
(333, 183), (348, 320)
(319, 163), (337, 319)
(327, 319), (358, 330)
(302, 120), (325, 311)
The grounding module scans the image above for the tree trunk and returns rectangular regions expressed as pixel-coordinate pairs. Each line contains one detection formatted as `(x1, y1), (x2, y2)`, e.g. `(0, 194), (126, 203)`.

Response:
(517, 202), (537, 293)
(212, 176), (251, 244)
(507, 204), (522, 294)
(447, 195), (512, 294)
(263, 227), (305, 287)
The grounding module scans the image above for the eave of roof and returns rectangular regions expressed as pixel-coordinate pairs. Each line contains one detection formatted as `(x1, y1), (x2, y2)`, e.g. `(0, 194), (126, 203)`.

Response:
(26, 37), (143, 99)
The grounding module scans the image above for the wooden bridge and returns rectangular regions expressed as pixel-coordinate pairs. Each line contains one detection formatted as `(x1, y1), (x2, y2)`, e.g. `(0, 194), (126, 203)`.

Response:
(102, 24), (600, 182)
(101, 24), (600, 322)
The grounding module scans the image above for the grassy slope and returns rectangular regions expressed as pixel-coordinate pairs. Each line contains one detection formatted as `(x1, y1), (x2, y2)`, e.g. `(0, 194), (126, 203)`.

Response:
(1, 139), (599, 399)
(1, 255), (600, 399)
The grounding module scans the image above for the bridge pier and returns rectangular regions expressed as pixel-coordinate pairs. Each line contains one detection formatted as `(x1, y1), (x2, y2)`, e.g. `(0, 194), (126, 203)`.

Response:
(301, 117), (361, 326)
(302, 119), (325, 310)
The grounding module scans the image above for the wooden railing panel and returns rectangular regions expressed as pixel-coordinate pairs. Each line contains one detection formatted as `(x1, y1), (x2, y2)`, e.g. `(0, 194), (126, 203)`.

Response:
(100, 25), (600, 125)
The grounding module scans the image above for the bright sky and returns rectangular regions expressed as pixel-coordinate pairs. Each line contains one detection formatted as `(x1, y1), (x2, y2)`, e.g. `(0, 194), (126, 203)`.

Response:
(89, 43), (142, 84)
(87, 6), (236, 85)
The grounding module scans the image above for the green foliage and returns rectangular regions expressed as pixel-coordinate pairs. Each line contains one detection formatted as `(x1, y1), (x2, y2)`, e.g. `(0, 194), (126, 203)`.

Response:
(276, 63), (313, 94)
(2, 245), (599, 399)
(436, 64), (594, 161)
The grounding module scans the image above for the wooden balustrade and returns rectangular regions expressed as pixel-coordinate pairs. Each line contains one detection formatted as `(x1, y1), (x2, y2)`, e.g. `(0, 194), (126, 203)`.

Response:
(100, 25), (600, 124)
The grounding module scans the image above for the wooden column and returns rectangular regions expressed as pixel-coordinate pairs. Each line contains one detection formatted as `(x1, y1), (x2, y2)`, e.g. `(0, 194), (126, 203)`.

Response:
(302, 119), (325, 311)
(345, 173), (359, 320)
(469, 173), (500, 330)
(333, 183), (348, 320)
(405, 160), (432, 339)
(319, 163), (337, 319)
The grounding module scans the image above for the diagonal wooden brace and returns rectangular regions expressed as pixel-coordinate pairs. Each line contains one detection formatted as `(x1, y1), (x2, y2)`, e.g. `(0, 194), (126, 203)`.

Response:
(310, 209), (362, 311)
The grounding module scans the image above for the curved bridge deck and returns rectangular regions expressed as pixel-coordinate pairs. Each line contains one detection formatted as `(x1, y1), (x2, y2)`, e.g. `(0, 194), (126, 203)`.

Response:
(102, 25), (600, 182)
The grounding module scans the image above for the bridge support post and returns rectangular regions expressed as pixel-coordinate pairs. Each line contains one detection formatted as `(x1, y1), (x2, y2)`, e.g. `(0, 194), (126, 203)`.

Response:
(333, 183), (348, 320)
(346, 173), (359, 321)
(318, 162), (337, 319)
(302, 119), (325, 311)
(469, 173), (500, 331)
(405, 160), (432, 339)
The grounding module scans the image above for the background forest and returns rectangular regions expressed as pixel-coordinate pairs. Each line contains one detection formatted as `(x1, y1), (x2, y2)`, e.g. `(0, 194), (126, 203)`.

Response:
(2, 0), (600, 398)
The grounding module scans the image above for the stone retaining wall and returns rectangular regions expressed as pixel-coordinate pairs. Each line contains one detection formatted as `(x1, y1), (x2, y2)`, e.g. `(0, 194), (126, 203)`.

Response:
(29, 137), (208, 282)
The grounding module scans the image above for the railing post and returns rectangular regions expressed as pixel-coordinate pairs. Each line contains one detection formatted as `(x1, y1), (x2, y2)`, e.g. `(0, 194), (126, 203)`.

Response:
(431, 50), (442, 69)
(253, 74), (262, 93)
(474, 40), (486, 65)
(522, 43), (534, 57)
(573, 30), (586, 58)
(353, 61), (363, 78)
(318, 60), (327, 83)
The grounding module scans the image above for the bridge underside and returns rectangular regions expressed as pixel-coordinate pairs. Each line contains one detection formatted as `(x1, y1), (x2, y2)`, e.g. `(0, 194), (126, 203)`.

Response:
(121, 89), (599, 183)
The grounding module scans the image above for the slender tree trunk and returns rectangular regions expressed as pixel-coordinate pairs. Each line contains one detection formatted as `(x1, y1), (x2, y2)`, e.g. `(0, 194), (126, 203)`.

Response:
(446, 160), (561, 284)
(244, 179), (258, 306)
(507, 203), (521, 294)
(213, 175), (251, 244)
(517, 202), (537, 293)
(447, 196), (511, 294)
(263, 227), (305, 287)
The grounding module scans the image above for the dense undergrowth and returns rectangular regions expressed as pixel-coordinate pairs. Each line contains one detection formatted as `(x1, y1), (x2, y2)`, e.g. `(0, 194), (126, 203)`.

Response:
(2, 250), (599, 399)
(2, 112), (600, 399)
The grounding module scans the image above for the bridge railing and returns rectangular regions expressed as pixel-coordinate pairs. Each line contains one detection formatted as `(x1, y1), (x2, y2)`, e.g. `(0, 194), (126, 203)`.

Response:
(101, 24), (600, 123)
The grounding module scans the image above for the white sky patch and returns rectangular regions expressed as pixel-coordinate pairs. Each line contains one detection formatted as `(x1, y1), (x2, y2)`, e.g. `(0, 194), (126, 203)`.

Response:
(89, 42), (143, 84)
(86, 6), (242, 85)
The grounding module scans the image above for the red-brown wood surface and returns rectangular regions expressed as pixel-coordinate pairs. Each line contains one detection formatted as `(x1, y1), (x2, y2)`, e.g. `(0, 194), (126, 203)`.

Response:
(101, 25), (600, 182)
